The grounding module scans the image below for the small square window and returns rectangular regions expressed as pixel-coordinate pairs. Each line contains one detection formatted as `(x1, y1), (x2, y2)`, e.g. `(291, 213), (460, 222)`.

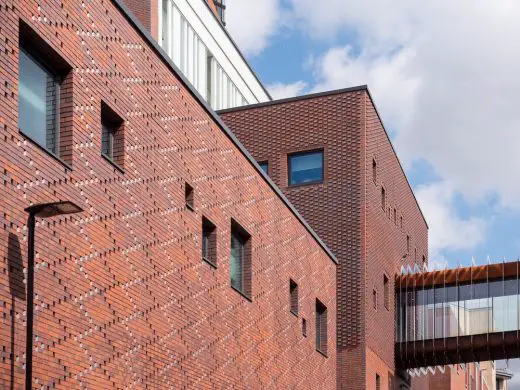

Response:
(316, 299), (328, 355)
(302, 318), (307, 337)
(383, 274), (389, 310)
(101, 102), (125, 169)
(258, 161), (268, 175)
(290, 279), (298, 316)
(202, 217), (217, 267)
(18, 20), (73, 163)
(230, 219), (252, 299)
(373, 289), (377, 310)
(288, 150), (324, 186)
(185, 183), (194, 210)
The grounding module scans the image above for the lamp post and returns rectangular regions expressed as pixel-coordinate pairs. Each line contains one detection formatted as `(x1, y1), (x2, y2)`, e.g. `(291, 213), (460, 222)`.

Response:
(24, 201), (83, 390)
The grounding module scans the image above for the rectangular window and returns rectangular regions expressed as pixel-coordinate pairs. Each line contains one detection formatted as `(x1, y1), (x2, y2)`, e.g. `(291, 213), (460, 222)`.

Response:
(384, 274), (389, 310)
(230, 220), (252, 299)
(406, 235), (410, 253)
(288, 150), (324, 186)
(290, 279), (298, 316)
(18, 21), (73, 162)
(259, 161), (268, 175)
(393, 208), (397, 224)
(372, 158), (377, 184)
(202, 217), (217, 266)
(400, 216), (403, 229)
(315, 299), (327, 355)
(302, 318), (307, 337)
(373, 289), (377, 310)
(376, 374), (381, 390)
(101, 102), (124, 168)
(381, 187), (386, 210)
(185, 182), (194, 210)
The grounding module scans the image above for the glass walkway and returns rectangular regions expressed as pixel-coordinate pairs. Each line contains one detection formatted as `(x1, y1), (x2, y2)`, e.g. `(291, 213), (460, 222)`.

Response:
(396, 261), (520, 369)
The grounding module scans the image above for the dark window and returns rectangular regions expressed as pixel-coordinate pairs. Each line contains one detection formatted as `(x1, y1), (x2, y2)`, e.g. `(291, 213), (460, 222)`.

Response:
(315, 299), (327, 355)
(288, 150), (324, 186)
(185, 183), (194, 210)
(381, 187), (386, 210)
(230, 220), (252, 299)
(400, 216), (403, 229)
(259, 161), (268, 175)
(101, 102), (125, 168)
(202, 217), (217, 266)
(290, 279), (298, 316)
(18, 20), (72, 162)
(422, 255), (426, 266)
(214, 0), (226, 25)
(373, 289), (377, 310)
(406, 235), (410, 252)
(376, 374), (381, 390)
(393, 208), (397, 224)
(302, 318), (307, 337)
(384, 275), (389, 310)
(372, 158), (377, 184)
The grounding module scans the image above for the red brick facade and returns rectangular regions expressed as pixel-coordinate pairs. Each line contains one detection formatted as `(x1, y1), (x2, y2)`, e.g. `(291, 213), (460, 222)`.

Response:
(0, 1), (336, 388)
(219, 88), (429, 390)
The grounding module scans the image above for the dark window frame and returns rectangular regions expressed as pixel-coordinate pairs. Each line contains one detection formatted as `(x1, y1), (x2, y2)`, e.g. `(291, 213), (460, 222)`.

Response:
(381, 187), (386, 210)
(185, 182), (195, 211)
(258, 160), (269, 175)
(383, 274), (389, 310)
(290, 279), (298, 316)
(372, 158), (377, 184)
(315, 299), (328, 356)
(373, 288), (378, 310)
(202, 216), (217, 267)
(302, 318), (307, 337)
(213, 0), (226, 25)
(230, 219), (252, 300)
(101, 101), (125, 171)
(288, 149), (324, 187)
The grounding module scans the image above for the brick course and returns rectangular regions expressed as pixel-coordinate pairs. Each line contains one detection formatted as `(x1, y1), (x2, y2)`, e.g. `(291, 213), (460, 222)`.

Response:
(0, 1), (336, 388)
(219, 88), (429, 389)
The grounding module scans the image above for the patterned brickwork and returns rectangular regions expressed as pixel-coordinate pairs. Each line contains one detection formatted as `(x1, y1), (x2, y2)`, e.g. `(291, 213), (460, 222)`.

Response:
(219, 88), (429, 390)
(0, 1), (336, 388)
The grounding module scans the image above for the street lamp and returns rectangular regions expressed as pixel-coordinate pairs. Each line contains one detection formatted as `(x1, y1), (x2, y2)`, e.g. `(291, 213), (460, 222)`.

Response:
(24, 201), (83, 390)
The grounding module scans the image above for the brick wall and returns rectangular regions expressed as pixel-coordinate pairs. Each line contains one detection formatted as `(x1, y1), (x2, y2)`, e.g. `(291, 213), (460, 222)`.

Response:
(122, 0), (151, 31)
(219, 88), (429, 390)
(0, 1), (336, 388)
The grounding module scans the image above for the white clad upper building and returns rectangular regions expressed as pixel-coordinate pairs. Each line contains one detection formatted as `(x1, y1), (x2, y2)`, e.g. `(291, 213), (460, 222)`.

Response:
(121, 0), (271, 110)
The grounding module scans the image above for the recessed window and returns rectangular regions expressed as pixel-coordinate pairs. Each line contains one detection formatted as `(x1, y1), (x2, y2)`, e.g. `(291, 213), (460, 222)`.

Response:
(101, 102), (125, 168)
(302, 318), (307, 337)
(383, 274), (389, 310)
(18, 20), (73, 162)
(393, 208), (397, 224)
(315, 299), (327, 355)
(185, 182), (194, 210)
(230, 219), (252, 299)
(372, 158), (377, 184)
(202, 217), (217, 267)
(381, 187), (386, 210)
(400, 216), (403, 229)
(376, 374), (381, 390)
(406, 235), (410, 253)
(290, 279), (298, 316)
(422, 255), (426, 266)
(288, 150), (324, 186)
(373, 289), (377, 310)
(258, 161), (268, 175)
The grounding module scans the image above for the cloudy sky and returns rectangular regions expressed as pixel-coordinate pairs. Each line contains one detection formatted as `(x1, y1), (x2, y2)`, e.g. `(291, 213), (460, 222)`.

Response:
(226, 0), (520, 385)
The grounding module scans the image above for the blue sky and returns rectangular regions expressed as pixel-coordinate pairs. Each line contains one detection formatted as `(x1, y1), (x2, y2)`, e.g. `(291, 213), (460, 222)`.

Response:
(226, 0), (520, 273)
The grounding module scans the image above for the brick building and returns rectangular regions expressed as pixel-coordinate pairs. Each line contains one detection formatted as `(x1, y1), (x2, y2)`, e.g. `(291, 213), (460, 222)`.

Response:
(219, 88), (430, 390)
(0, 0), (337, 388)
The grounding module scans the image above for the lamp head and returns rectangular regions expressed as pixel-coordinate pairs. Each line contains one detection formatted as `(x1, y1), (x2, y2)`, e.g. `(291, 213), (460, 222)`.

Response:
(25, 201), (83, 218)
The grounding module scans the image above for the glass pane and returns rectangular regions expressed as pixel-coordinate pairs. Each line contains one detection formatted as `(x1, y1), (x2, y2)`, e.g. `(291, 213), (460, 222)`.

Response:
(102, 124), (114, 159)
(19, 50), (56, 150)
(230, 234), (242, 291)
(259, 162), (268, 174)
(289, 151), (323, 185)
(202, 232), (208, 259)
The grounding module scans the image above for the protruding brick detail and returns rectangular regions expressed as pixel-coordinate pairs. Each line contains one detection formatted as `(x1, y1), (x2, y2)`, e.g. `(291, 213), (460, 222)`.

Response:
(0, 1), (336, 388)
(219, 88), (429, 390)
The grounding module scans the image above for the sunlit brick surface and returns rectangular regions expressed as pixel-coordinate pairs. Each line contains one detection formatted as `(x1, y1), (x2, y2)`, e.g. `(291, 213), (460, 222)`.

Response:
(0, 1), (336, 388)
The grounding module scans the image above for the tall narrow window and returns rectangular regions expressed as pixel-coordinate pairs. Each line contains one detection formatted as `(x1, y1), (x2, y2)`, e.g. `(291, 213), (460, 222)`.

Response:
(302, 318), (307, 337)
(185, 182), (194, 210)
(383, 274), (389, 310)
(372, 158), (377, 184)
(400, 216), (403, 229)
(101, 102), (125, 169)
(406, 235), (410, 253)
(18, 21), (73, 162)
(202, 217), (217, 267)
(316, 299), (328, 355)
(422, 255), (426, 267)
(288, 150), (324, 186)
(381, 187), (386, 210)
(373, 289), (377, 310)
(393, 208), (397, 224)
(290, 279), (298, 316)
(230, 220), (252, 299)
(376, 374), (381, 390)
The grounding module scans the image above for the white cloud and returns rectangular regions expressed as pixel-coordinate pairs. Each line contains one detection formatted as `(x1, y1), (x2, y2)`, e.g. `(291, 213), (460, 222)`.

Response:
(225, 0), (281, 56)
(267, 81), (307, 99)
(288, 0), (520, 210)
(415, 182), (487, 260)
